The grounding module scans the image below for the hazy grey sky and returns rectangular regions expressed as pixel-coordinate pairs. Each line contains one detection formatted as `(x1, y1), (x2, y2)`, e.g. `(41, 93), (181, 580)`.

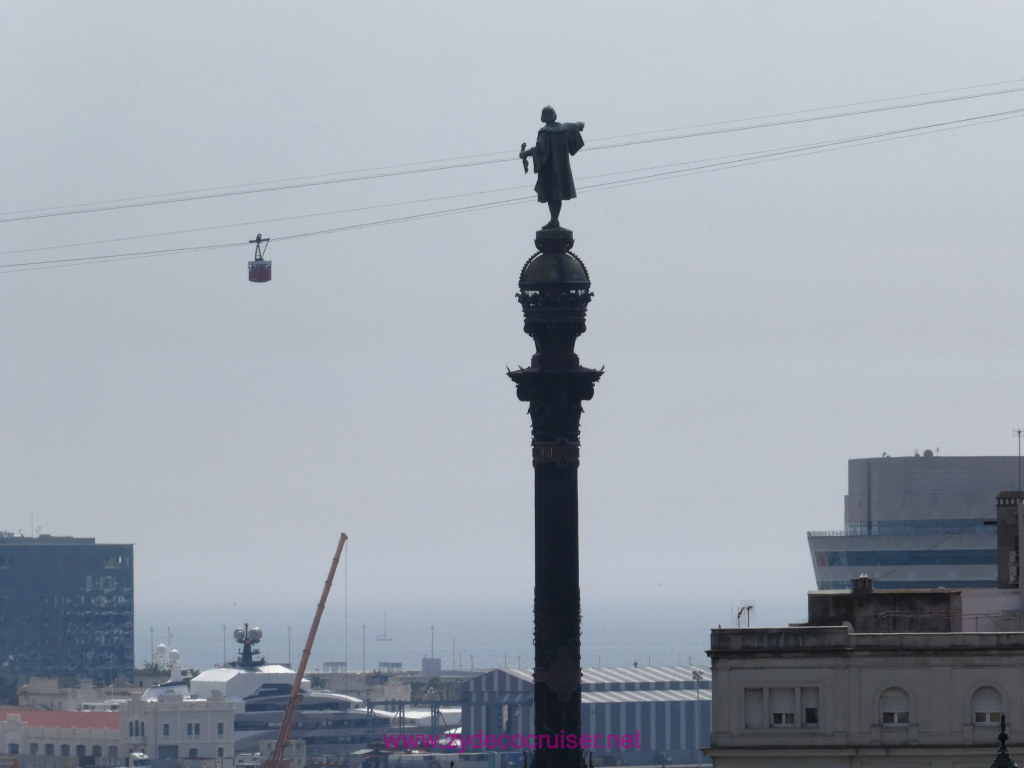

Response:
(2, 2), (1022, 670)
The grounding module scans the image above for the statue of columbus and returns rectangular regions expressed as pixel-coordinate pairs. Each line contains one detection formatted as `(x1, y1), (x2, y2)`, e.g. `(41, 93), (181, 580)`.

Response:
(520, 106), (585, 229)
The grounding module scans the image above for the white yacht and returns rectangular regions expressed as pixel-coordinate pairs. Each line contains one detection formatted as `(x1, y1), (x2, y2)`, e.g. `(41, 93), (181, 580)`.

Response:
(144, 625), (407, 757)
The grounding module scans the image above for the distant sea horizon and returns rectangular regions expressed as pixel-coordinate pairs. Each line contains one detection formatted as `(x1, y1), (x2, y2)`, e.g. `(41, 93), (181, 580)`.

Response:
(135, 598), (805, 675)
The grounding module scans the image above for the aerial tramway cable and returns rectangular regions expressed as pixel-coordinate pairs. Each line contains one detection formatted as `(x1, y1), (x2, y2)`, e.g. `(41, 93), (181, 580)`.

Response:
(1, 102), (1022, 275)
(2, 80), (1023, 224)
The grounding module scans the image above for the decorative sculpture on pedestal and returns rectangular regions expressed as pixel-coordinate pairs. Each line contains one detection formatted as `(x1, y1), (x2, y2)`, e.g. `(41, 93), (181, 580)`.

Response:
(511, 109), (600, 768)
(520, 106), (585, 230)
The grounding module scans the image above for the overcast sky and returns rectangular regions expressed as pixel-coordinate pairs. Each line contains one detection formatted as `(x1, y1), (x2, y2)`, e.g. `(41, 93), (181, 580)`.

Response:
(2, 2), (1023, 671)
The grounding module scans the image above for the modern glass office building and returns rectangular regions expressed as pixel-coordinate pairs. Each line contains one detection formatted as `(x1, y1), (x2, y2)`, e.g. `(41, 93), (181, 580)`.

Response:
(807, 454), (1020, 590)
(0, 534), (134, 681)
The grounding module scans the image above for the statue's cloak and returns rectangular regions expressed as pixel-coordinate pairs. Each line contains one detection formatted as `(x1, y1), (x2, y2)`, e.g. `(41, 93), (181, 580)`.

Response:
(533, 122), (585, 203)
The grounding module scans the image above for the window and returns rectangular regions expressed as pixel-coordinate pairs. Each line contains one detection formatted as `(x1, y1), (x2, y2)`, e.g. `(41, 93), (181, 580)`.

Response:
(60, 745), (70, 757)
(76, 745), (86, 758)
(881, 687), (910, 726)
(802, 687), (820, 727)
(92, 746), (102, 758)
(29, 744), (39, 755)
(187, 724), (193, 737)
(194, 723), (200, 737)
(973, 686), (1002, 725)
(744, 688), (763, 729)
(189, 749), (198, 759)
(8, 744), (18, 755)
(163, 724), (170, 738)
(217, 722), (224, 736)
(745, 686), (820, 730)
(218, 748), (224, 758)
(45, 745), (54, 756)
(770, 688), (795, 727)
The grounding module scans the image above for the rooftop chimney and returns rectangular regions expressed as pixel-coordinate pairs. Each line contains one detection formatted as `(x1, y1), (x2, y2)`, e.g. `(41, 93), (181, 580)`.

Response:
(852, 573), (874, 596)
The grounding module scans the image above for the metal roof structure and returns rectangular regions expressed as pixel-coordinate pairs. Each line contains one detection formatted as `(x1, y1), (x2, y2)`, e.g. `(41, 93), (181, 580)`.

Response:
(582, 688), (705, 705)
(503, 665), (712, 687)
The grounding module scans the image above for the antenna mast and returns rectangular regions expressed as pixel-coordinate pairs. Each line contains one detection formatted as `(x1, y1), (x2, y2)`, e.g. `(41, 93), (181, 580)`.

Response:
(1015, 428), (1023, 492)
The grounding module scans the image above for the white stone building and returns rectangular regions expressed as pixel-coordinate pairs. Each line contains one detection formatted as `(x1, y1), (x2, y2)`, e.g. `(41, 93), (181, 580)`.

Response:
(710, 463), (1024, 766)
(18, 677), (152, 712)
(0, 707), (121, 768)
(120, 693), (236, 767)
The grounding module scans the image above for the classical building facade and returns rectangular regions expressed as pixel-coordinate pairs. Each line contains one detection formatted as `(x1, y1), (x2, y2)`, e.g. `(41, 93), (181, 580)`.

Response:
(0, 707), (121, 768)
(1, 695), (235, 768)
(708, 623), (1022, 767)
(120, 694), (236, 766)
(707, 576), (1024, 767)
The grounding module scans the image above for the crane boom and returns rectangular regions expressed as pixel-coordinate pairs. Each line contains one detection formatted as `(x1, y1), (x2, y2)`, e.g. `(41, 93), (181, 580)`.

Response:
(265, 532), (348, 768)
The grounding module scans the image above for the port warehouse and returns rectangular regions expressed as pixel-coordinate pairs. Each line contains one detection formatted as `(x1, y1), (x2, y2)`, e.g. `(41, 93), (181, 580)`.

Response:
(462, 667), (711, 765)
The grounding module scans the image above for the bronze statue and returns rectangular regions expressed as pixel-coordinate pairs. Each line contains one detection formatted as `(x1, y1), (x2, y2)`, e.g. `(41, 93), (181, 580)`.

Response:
(520, 106), (585, 229)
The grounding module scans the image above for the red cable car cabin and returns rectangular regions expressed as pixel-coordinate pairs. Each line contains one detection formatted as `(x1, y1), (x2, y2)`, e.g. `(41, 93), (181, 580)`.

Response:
(248, 233), (271, 283)
(248, 259), (271, 282)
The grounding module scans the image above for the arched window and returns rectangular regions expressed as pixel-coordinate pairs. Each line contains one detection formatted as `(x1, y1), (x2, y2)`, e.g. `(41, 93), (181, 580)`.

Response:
(973, 686), (1002, 725)
(880, 687), (910, 726)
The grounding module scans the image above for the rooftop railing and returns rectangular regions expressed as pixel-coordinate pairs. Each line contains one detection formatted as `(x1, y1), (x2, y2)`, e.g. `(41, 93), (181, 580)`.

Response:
(807, 519), (994, 538)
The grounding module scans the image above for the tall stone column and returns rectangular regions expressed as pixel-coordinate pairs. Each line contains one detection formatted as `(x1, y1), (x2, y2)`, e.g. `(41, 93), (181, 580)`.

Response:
(509, 228), (602, 768)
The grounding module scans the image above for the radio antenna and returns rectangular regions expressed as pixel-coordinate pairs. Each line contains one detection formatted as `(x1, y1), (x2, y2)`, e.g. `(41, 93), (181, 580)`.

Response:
(1014, 428), (1023, 492)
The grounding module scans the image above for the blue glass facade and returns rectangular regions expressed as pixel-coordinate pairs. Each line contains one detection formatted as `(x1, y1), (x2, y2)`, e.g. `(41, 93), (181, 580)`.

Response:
(807, 455), (1019, 591)
(0, 535), (134, 682)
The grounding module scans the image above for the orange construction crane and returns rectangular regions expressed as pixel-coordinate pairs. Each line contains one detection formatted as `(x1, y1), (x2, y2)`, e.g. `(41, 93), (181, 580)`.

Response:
(264, 533), (348, 768)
